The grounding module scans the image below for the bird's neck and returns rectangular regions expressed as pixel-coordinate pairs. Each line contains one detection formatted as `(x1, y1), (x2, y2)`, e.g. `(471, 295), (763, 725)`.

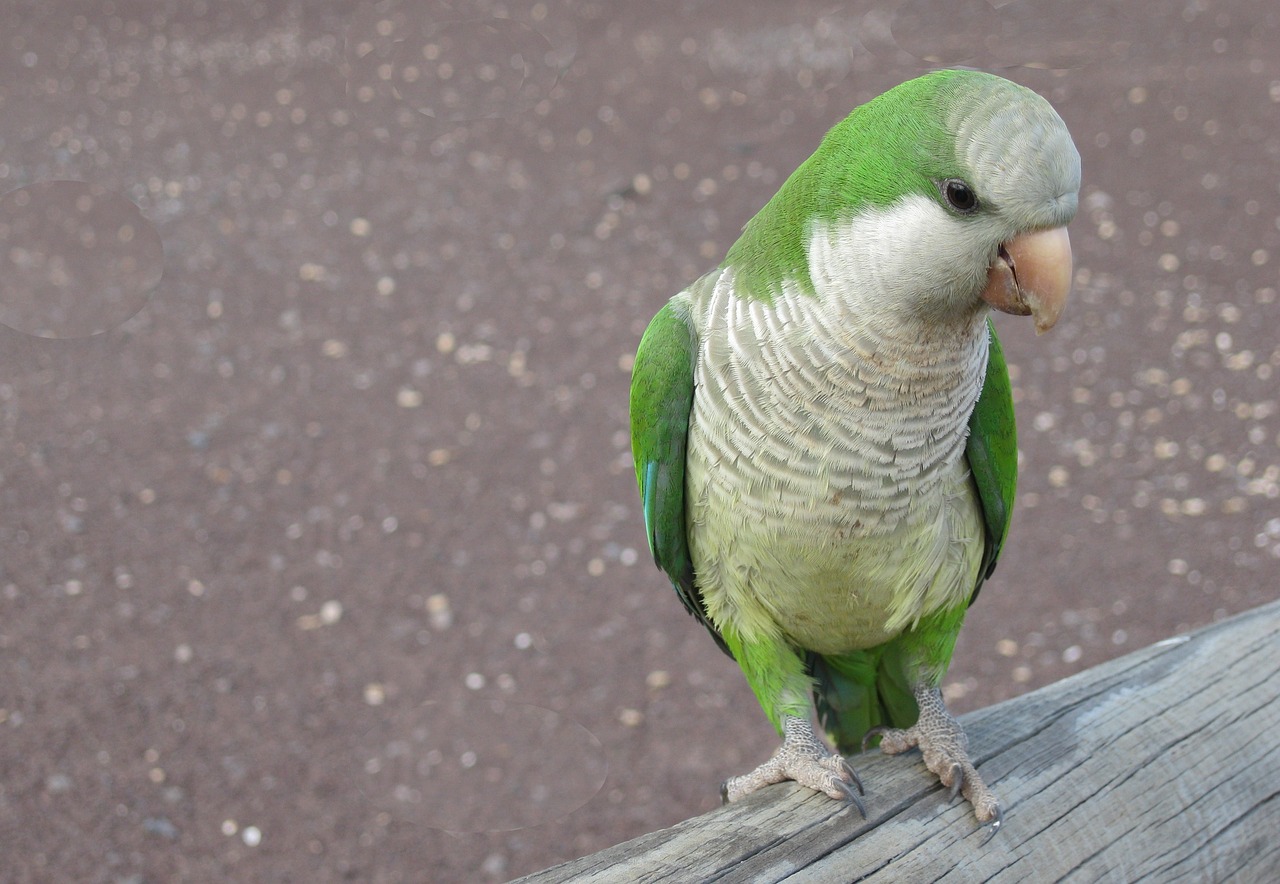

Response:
(758, 277), (990, 429)
(691, 265), (991, 534)
(780, 210), (991, 402)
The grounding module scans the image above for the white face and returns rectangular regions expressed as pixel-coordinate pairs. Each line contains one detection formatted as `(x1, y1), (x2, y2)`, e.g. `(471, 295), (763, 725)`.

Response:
(807, 193), (1011, 326)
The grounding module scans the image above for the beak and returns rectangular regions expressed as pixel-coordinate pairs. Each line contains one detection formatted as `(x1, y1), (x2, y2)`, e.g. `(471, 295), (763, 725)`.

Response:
(980, 226), (1073, 334)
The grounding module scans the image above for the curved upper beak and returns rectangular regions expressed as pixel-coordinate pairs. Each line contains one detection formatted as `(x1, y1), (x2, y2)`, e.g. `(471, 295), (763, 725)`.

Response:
(980, 226), (1073, 334)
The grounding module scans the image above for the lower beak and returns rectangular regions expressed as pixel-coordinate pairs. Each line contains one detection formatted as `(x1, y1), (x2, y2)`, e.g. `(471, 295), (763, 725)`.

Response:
(980, 226), (1073, 334)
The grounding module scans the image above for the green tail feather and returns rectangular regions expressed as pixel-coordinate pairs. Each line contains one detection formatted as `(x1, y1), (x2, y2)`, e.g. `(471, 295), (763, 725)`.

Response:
(809, 645), (919, 754)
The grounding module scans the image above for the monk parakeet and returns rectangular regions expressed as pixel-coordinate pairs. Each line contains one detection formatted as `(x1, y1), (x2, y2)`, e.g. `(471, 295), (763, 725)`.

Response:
(629, 70), (1079, 830)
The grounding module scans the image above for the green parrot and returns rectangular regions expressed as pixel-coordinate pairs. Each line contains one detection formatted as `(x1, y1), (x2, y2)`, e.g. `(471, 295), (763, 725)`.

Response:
(629, 69), (1079, 830)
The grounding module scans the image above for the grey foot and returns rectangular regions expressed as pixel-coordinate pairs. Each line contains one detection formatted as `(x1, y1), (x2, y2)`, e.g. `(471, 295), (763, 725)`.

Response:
(722, 716), (865, 817)
(865, 686), (1001, 832)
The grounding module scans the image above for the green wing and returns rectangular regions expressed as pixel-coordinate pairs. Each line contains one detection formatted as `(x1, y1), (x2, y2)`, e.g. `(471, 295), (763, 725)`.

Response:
(629, 296), (728, 652)
(964, 317), (1018, 601)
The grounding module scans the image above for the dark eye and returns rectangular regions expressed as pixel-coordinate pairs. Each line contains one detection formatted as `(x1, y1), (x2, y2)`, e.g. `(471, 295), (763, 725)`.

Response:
(942, 179), (979, 214)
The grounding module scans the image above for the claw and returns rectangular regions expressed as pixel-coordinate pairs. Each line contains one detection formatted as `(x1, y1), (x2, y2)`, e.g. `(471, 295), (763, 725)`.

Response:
(834, 776), (867, 818)
(719, 781), (729, 806)
(840, 758), (865, 795)
(978, 805), (1004, 846)
(861, 725), (889, 754)
(948, 762), (964, 801)
(724, 716), (870, 808)
(864, 687), (1002, 830)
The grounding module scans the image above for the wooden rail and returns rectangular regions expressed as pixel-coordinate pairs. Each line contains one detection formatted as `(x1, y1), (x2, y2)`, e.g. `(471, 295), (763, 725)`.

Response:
(518, 599), (1280, 882)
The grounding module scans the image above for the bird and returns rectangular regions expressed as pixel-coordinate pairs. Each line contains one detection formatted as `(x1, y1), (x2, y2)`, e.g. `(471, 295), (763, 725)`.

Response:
(628, 69), (1080, 831)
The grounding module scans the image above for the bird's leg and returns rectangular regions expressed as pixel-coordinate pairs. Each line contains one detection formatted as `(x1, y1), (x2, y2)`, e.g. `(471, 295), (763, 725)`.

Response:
(865, 683), (1001, 830)
(722, 715), (865, 816)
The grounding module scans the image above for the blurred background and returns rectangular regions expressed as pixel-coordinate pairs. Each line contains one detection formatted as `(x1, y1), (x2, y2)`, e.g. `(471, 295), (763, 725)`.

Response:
(0, 1), (1276, 880)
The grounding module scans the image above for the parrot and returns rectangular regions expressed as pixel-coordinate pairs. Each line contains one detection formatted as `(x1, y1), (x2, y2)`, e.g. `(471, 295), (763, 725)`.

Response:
(628, 69), (1080, 831)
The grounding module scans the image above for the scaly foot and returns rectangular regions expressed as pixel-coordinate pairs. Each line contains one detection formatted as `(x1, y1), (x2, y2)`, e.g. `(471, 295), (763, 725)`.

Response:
(722, 715), (865, 816)
(864, 685), (1002, 834)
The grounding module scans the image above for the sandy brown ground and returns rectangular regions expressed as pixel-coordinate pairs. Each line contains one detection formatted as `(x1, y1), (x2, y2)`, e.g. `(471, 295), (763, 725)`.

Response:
(0, 2), (1276, 881)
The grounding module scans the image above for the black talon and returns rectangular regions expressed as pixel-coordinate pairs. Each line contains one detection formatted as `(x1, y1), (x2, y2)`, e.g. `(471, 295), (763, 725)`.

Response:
(719, 781), (730, 806)
(978, 806), (1003, 846)
(948, 762), (964, 801)
(835, 777), (867, 818)
(861, 725), (890, 754)
(840, 758), (865, 795)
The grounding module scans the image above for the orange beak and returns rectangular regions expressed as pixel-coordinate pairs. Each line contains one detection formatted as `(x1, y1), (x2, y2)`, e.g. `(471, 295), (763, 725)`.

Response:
(980, 226), (1073, 334)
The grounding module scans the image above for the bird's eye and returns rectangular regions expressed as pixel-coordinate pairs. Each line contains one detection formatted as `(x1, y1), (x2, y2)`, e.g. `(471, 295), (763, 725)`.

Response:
(942, 179), (979, 214)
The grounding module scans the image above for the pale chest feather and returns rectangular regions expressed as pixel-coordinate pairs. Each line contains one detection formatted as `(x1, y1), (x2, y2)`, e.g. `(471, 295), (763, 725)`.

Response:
(682, 263), (990, 651)
(686, 266), (989, 533)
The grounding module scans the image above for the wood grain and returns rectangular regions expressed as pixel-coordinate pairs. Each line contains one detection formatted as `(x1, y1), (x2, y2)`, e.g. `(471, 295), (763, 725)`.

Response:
(518, 600), (1280, 882)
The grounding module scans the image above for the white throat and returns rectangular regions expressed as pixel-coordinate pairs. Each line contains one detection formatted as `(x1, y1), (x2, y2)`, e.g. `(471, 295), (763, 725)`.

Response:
(808, 193), (993, 330)
(688, 197), (994, 534)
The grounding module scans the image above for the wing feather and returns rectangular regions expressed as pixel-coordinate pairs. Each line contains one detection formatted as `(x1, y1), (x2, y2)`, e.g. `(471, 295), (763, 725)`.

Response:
(964, 318), (1018, 602)
(629, 297), (728, 651)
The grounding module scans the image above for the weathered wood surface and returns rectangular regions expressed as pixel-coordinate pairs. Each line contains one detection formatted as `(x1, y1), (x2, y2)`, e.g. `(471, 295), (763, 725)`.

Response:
(519, 600), (1280, 883)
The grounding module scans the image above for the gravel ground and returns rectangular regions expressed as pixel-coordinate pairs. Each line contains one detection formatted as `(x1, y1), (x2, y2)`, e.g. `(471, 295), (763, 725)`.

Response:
(0, 1), (1277, 881)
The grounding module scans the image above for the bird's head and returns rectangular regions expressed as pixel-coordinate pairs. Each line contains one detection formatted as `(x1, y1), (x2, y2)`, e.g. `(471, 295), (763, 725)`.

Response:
(930, 70), (1081, 333)
(728, 70), (1081, 335)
